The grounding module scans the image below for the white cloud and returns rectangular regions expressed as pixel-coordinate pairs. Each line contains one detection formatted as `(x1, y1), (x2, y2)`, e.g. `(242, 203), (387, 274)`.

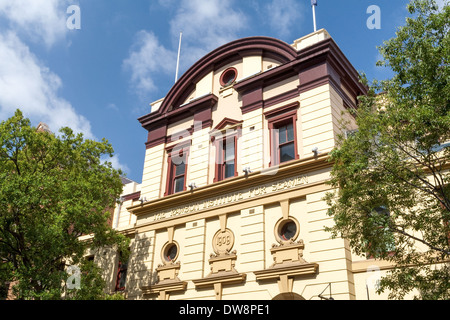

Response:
(124, 0), (249, 99)
(0, 0), (71, 47)
(265, 0), (304, 38)
(106, 103), (119, 112)
(104, 154), (130, 175)
(123, 30), (177, 96)
(169, 0), (248, 65)
(0, 31), (94, 139)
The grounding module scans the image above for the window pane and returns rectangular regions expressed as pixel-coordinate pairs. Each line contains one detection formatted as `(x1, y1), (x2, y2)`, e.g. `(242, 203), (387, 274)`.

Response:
(280, 221), (297, 241)
(286, 123), (294, 142)
(118, 269), (127, 289)
(174, 176), (185, 193)
(166, 244), (178, 261)
(224, 161), (235, 178)
(175, 162), (185, 176)
(280, 142), (295, 163)
(224, 138), (235, 162)
(278, 126), (287, 144)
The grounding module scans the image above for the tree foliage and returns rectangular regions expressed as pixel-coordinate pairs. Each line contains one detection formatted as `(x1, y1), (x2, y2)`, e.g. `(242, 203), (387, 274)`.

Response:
(0, 110), (129, 299)
(325, 0), (449, 299)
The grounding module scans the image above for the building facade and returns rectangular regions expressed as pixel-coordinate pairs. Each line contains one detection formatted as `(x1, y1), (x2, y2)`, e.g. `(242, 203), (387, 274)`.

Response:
(107, 29), (400, 300)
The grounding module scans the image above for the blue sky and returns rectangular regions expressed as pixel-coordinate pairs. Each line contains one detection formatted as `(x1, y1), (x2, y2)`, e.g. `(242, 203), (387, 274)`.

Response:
(0, 0), (443, 183)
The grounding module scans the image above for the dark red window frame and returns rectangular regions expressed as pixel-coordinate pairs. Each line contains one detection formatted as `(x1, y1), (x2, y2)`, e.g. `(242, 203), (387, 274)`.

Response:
(115, 255), (128, 292)
(219, 67), (238, 87)
(265, 102), (299, 167)
(213, 132), (239, 182)
(165, 142), (190, 196)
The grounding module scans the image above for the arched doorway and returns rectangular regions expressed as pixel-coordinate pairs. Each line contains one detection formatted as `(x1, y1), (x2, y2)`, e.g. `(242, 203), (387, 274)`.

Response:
(272, 292), (306, 300)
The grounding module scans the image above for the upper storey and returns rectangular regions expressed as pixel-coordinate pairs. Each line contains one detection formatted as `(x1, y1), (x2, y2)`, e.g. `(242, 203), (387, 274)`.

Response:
(137, 29), (367, 201)
(138, 29), (364, 145)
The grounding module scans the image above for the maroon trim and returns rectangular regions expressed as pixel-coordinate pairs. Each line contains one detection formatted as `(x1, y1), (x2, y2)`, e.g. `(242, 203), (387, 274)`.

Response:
(144, 94), (217, 149)
(264, 101), (299, 119)
(140, 94), (217, 131)
(145, 121), (167, 149)
(240, 86), (263, 114)
(234, 38), (367, 113)
(138, 37), (297, 128)
(298, 61), (340, 93)
(157, 37), (297, 114)
(193, 105), (213, 130)
(266, 102), (300, 167)
(164, 143), (190, 196)
(264, 88), (299, 109)
(115, 261), (127, 292)
(167, 127), (194, 144)
(238, 49), (263, 58)
(213, 131), (240, 182)
(213, 118), (243, 131)
(122, 191), (141, 202)
(219, 67), (238, 87)
(139, 36), (367, 148)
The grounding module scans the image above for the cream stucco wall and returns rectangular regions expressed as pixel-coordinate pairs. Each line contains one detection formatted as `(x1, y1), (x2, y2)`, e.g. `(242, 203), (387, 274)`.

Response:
(100, 31), (436, 301)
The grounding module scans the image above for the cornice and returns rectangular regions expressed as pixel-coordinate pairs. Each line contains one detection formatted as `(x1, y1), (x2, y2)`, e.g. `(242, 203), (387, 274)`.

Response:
(139, 93), (218, 130)
(138, 37), (298, 128)
(128, 153), (333, 217)
(254, 261), (319, 281)
(192, 270), (246, 289)
(138, 36), (367, 152)
(141, 279), (187, 296)
(234, 37), (366, 97)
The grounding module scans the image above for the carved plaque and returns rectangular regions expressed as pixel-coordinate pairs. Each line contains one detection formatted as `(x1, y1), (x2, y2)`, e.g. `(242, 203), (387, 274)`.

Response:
(212, 229), (235, 255)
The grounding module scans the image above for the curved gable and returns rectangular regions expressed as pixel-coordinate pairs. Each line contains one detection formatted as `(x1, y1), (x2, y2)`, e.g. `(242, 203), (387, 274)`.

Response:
(138, 33), (367, 147)
(159, 37), (296, 115)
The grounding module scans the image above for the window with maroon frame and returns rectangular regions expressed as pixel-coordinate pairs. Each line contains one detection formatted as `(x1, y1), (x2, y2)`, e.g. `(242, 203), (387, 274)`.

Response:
(276, 121), (296, 163)
(115, 254), (128, 292)
(266, 102), (299, 166)
(220, 67), (237, 87)
(214, 134), (238, 182)
(165, 144), (189, 196)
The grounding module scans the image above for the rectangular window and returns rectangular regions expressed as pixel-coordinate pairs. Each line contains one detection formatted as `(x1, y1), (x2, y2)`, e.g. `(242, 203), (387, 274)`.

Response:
(277, 122), (296, 163)
(165, 144), (189, 196)
(115, 259), (128, 292)
(173, 154), (186, 193)
(365, 206), (396, 259)
(265, 102), (299, 167)
(214, 135), (238, 182)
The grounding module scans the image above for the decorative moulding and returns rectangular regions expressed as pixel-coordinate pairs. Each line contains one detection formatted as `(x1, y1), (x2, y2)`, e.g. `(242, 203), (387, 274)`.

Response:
(254, 239), (318, 294)
(140, 261), (187, 299)
(140, 278), (187, 299)
(192, 252), (246, 300)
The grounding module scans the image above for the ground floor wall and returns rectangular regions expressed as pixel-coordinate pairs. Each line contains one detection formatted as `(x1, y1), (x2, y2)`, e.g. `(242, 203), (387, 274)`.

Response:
(120, 170), (362, 300)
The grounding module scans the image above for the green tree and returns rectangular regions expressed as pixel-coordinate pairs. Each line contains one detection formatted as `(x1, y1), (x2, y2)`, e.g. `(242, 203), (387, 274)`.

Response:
(325, 0), (449, 299)
(0, 110), (130, 300)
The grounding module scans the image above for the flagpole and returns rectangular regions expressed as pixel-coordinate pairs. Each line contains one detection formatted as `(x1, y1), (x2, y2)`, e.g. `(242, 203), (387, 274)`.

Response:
(311, 0), (318, 32)
(312, 4), (317, 32)
(175, 31), (182, 83)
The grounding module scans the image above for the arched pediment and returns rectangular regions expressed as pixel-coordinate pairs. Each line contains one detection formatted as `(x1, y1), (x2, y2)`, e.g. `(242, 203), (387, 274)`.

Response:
(158, 37), (298, 116)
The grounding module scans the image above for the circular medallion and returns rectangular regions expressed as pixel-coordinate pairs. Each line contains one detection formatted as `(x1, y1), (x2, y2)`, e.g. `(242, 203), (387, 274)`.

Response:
(212, 228), (235, 255)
